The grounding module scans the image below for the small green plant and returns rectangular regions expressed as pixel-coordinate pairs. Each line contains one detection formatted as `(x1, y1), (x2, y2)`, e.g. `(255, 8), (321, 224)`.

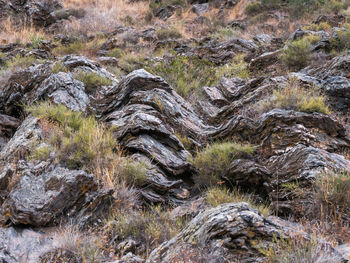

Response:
(205, 186), (270, 216)
(217, 55), (250, 79)
(5, 54), (37, 70)
(259, 78), (331, 115)
(280, 38), (312, 70)
(211, 27), (238, 41)
(52, 61), (69, 74)
(29, 34), (45, 49)
(190, 142), (255, 189)
(118, 158), (148, 187)
(53, 42), (86, 56)
(106, 47), (125, 58)
(244, 2), (263, 15)
(303, 22), (331, 31)
(27, 102), (116, 171)
(156, 27), (182, 40)
(74, 71), (113, 92)
(330, 30), (350, 52)
(31, 145), (51, 161)
(118, 53), (145, 73)
(146, 56), (217, 98)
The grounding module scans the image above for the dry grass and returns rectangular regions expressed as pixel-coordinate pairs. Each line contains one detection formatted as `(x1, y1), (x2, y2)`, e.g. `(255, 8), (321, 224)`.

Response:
(0, 17), (47, 44)
(60, 0), (150, 34)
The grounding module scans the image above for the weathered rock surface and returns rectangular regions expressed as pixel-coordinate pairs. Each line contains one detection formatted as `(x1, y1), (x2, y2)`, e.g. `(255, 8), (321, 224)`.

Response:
(147, 202), (345, 263)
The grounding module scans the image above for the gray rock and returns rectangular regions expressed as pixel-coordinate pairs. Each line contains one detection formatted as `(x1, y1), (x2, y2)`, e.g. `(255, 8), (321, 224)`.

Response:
(147, 203), (286, 263)
(192, 3), (209, 16)
(1, 166), (97, 226)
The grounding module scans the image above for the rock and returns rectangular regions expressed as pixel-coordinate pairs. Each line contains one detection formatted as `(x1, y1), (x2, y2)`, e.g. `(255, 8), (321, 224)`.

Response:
(0, 116), (41, 163)
(40, 249), (82, 263)
(249, 50), (282, 73)
(1, 165), (97, 226)
(0, 114), (20, 152)
(112, 253), (144, 263)
(192, 3), (209, 16)
(225, 159), (271, 196)
(0, 227), (55, 263)
(51, 8), (86, 21)
(183, 38), (258, 64)
(146, 203), (309, 263)
(267, 144), (350, 216)
(314, 14), (346, 27)
(0, 0), (63, 28)
(97, 56), (119, 66)
(296, 55), (350, 112)
(153, 6), (176, 20)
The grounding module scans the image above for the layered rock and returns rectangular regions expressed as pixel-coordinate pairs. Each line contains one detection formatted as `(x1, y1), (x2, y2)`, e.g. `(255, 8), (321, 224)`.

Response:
(147, 202), (345, 263)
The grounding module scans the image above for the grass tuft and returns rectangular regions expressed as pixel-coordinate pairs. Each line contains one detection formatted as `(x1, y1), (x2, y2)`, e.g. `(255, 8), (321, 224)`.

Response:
(190, 142), (255, 189)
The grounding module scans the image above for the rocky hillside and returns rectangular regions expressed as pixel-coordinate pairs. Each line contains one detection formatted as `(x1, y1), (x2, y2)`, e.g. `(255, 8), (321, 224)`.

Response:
(1, 0), (350, 262)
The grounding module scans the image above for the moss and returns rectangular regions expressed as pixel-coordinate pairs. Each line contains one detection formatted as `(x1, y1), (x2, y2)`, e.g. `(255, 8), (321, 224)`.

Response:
(190, 142), (255, 189)
(205, 186), (271, 217)
(74, 71), (113, 92)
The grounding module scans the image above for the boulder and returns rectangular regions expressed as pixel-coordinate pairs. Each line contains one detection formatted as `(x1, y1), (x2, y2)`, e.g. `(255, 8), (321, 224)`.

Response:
(1, 165), (97, 226)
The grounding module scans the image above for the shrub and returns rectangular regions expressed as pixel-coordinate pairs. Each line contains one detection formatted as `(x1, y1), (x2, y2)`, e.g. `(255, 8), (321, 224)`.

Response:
(117, 158), (148, 187)
(53, 42), (85, 56)
(106, 47), (125, 58)
(190, 142), (255, 189)
(5, 54), (38, 70)
(244, 2), (263, 15)
(29, 34), (45, 49)
(205, 186), (270, 216)
(314, 171), (350, 221)
(74, 71), (113, 92)
(216, 54), (250, 79)
(259, 78), (331, 115)
(156, 27), (182, 40)
(330, 30), (350, 52)
(303, 22), (331, 31)
(27, 102), (116, 171)
(118, 53), (145, 73)
(51, 61), (69, 74)
(280, 38), (312, 70)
